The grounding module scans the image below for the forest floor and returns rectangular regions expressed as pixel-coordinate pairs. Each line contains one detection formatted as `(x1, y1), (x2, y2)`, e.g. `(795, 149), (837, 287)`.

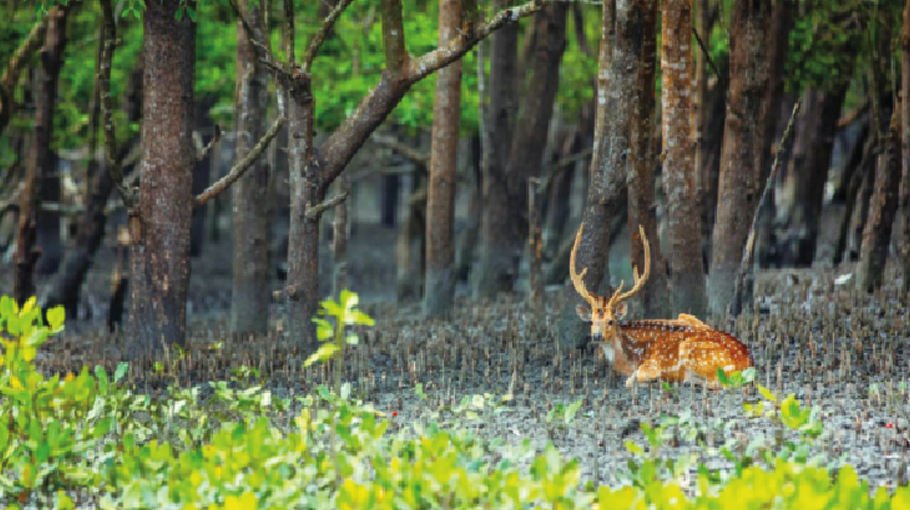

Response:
(7, 221), (910, 496)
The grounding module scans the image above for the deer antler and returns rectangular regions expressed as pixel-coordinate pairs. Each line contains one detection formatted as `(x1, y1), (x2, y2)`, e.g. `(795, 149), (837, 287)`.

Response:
(607, 224), (651, 308)
(569, 222), (595, 304)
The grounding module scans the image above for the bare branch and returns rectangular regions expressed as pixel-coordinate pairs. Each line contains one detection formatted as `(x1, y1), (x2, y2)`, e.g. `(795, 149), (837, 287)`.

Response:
(408, 0), (546, 82)
(0, 184), (22, 215)
(371, 134), (430, 165)
(319, 0), (548, 188)
(194, 125), (223, 163)
(1, 16), (49, 92)
(0, 15), (50, 136)
(692, 25), (727, 93)
(303, 0), (355, 72)
(535, 148), (593, 194)
(305, 190), (349, 220)
(194, 116), (284, 208)
(228, 0), (286, 77)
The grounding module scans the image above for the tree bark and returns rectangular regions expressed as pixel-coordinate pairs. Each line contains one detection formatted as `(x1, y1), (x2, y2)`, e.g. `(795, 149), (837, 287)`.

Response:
(474, 0), (518, 297)
(660, 0), (705, 317)
(753, 0), (791, 268)
(692, 0), (709, 197)
(423, 0), (463, 317)
(14, 6), (69, 306)
(856, 109), (901, 292)
(624, 0), (669, 318)
(0, 16), (49, 139)
(503, 1), (567, 279)
(575, 0), (628, 298)
(332, 173), (349, 297)
(43, 122), (142, 320)
(231, 0), (271, 335)
(284, 0), (323, 347)
(396, 161), (427, 301)
(474, 2), (566, 297)
(455, 134), (482, 283)
(707, 0), (771, 316)
(833, 116), (871, 264)
(847, 143), (878, 262)
(699, 56), (728, 261)
(779, 85), (849, 266)
(127, 0), (196, 357)
(902, 0), (910, 295)
(277, 0), (545, 344)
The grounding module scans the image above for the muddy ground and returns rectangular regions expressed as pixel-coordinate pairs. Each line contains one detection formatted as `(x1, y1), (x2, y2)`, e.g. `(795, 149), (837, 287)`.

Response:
(5, 221), (910, 496)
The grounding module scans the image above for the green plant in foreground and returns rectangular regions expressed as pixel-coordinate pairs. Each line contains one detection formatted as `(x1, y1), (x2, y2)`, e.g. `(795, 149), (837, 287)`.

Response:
(4, 293), (910, 509)
(306, 289), (375, 397)
(0, 296), (126, 507)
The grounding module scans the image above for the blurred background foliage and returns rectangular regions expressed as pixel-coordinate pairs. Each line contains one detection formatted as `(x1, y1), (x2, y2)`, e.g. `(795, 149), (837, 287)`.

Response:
(0, 0), (903, 167)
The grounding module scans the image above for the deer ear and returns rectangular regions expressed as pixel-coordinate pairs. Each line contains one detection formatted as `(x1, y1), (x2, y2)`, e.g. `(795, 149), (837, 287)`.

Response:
(615, 303), (628, 320)
(576, 305), (592, 321)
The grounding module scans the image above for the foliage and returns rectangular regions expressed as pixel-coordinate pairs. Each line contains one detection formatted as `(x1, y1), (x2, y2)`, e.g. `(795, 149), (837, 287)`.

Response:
(0, 0), (605, 174)
(2, 294), (910, 508)
(306, 289), (375, 395)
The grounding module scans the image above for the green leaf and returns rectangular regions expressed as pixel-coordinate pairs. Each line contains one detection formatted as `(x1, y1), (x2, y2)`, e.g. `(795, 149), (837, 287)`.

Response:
(717, 367), (731, 386)
(114, 362), (129, 383)
(304, 343), (339, 367)
(95, 366), (110, 395)
(0, 295), (14, 318)
(741, 367), (756, 383)
(321, 300), (343, 318)
(313, 318), (334, 341)
(339, 289), (357, 309)
(93, 417), (112, 439)
(348, 310), (375, 326)
(757, 384), (777, 403)
(6, 314), (20, 336)
(21, 296), (36, 316)
(46, 306), (65, 331)
(25, 328), (49, 349)
(624, 440), (644, 456)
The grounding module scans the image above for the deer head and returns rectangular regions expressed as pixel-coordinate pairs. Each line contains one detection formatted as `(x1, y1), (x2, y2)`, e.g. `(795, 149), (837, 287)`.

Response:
(570, 222), (650, 344)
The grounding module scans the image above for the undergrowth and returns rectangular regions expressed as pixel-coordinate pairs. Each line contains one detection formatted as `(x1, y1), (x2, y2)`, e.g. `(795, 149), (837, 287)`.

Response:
(0, 293), (908, 509)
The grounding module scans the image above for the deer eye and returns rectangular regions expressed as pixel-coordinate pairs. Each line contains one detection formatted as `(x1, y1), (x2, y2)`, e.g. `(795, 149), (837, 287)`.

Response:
(607, 319), (614, 326)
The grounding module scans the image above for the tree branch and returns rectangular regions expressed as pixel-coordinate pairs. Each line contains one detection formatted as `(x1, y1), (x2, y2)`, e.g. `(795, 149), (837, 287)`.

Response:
(305, 190), (349, 220)
(1, 16), (49, 92)
(194, 115), (284, 208)
(319, 0), (547, 189)
(408, 0), (545, 82)
(194, 125), (222, 163)
(372, 134), (430, 165)
(0, 15), (50, 137)
(536, 148), (593, 194)
(228, 0), (287, 78)
(692, 25), (727, 93)
(303, 0), (355, 72)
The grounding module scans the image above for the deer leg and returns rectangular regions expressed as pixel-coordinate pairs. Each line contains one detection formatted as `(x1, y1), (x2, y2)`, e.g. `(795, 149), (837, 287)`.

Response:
(626, 360), (663, 387)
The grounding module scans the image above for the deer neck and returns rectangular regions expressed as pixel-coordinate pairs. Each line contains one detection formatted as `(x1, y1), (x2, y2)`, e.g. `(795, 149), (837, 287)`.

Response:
(599, 328), (651, 376)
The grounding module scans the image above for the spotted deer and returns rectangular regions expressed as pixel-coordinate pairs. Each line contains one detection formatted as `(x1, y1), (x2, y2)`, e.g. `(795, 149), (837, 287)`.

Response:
(571, 223), (753, 388)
